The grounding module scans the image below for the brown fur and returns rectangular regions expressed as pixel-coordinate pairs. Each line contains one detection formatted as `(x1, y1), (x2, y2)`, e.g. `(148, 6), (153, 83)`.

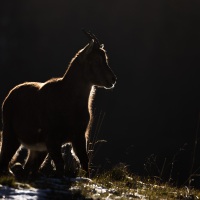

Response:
(0, 38), (116, 178)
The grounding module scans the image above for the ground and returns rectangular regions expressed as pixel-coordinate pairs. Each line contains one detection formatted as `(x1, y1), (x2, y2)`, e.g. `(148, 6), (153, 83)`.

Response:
(0, 164), (200, 199)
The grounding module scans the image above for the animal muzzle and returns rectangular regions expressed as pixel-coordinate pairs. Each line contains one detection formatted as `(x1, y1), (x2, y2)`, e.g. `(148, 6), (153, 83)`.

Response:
(104, 73), (117, 89)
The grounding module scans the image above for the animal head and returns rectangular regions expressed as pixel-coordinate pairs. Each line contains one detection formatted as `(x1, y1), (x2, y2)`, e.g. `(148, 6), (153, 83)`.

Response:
(79, 30), (117, 89)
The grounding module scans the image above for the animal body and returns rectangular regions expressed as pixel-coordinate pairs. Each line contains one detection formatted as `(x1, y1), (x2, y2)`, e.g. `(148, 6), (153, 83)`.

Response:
(0, 31), (117, 179)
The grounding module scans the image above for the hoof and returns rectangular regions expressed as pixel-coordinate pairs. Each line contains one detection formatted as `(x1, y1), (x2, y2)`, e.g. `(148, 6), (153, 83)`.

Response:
(10, 163), (25, 181)
(10, 163), (23, 174)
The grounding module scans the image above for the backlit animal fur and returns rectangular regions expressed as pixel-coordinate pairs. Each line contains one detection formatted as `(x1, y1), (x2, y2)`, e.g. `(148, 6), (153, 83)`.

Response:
(0, 32), (117, 178)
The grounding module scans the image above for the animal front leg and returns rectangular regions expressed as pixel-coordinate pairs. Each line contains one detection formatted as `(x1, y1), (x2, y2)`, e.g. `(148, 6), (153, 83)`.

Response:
(72, 136), (89, 176)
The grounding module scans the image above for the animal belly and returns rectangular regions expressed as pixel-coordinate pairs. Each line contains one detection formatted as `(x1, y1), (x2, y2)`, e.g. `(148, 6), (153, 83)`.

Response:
(18, 126), (47, 151)
(12, 114), (46, 144)
(21, 141), (47, 152)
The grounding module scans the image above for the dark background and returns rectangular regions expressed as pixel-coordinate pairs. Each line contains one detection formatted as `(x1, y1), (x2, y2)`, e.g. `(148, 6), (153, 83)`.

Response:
(1, 0), (200, 186)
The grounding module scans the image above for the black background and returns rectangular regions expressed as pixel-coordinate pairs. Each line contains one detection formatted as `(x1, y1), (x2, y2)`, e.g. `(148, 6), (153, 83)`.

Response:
(1, 0), (200, 185)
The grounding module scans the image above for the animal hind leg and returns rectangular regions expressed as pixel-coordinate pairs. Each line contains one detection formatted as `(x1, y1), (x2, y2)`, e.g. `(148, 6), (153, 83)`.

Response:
(10, 145), (28, 168)
(0, 130), (20, 176)
(10, 146), (28, 178)
(46, 138), (64, 178)
(39, 153), (54, 176)
(23, 150), (47, 180)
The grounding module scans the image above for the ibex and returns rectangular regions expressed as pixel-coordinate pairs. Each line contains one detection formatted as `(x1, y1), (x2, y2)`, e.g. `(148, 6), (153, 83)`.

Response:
(0, 30), (117, 179)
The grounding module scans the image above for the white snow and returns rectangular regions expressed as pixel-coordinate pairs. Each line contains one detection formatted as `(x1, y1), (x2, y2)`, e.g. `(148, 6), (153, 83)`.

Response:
(0, 185), (48, 200)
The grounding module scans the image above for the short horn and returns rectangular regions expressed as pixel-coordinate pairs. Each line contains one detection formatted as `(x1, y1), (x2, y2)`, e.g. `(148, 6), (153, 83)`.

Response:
(82, 29), (100, 47)
(82, 29), (93, 40)
(89, 31), (100, 46)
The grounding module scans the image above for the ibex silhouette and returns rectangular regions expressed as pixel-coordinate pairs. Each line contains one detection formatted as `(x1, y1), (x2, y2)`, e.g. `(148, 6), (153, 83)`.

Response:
(0, 30), (117, 179)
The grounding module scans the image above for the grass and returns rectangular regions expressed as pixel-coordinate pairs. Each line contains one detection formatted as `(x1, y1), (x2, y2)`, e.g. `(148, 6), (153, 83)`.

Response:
(73, 163), (200, 199)
(0, 163), (200, 199)
(0, 176), (16, 188)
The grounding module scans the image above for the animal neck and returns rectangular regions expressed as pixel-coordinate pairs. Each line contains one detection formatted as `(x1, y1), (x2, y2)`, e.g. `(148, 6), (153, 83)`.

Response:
(62, 57), (93, 100)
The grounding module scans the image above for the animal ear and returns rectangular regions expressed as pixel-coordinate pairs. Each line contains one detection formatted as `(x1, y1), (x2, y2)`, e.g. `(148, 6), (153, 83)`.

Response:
(100, 44), (104, 49)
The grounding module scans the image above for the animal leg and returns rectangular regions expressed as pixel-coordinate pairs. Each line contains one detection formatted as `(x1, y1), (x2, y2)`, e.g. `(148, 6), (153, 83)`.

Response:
(0, 130), (20, 176)
(22, 150), (47, 180)
(72, 136), (89, 176)
(62, 143), (80, 177)
(40, 145), (80, 178)
(46, 140), (64, 178)
(39, 153), (54, 176)
(10, 145), (28, 167)
(9, 146), (28, 179)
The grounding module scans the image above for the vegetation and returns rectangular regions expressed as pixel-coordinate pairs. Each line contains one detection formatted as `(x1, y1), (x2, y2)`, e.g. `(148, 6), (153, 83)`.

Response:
(0, 163), (200, 199)
(0, 176), (16, 188)
(74, 163), (200, 199)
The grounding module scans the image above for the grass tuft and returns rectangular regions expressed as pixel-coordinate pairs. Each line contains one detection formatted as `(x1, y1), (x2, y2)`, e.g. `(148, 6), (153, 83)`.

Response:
(0, 176), (16, 188)
(96, 163), (130, 182)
